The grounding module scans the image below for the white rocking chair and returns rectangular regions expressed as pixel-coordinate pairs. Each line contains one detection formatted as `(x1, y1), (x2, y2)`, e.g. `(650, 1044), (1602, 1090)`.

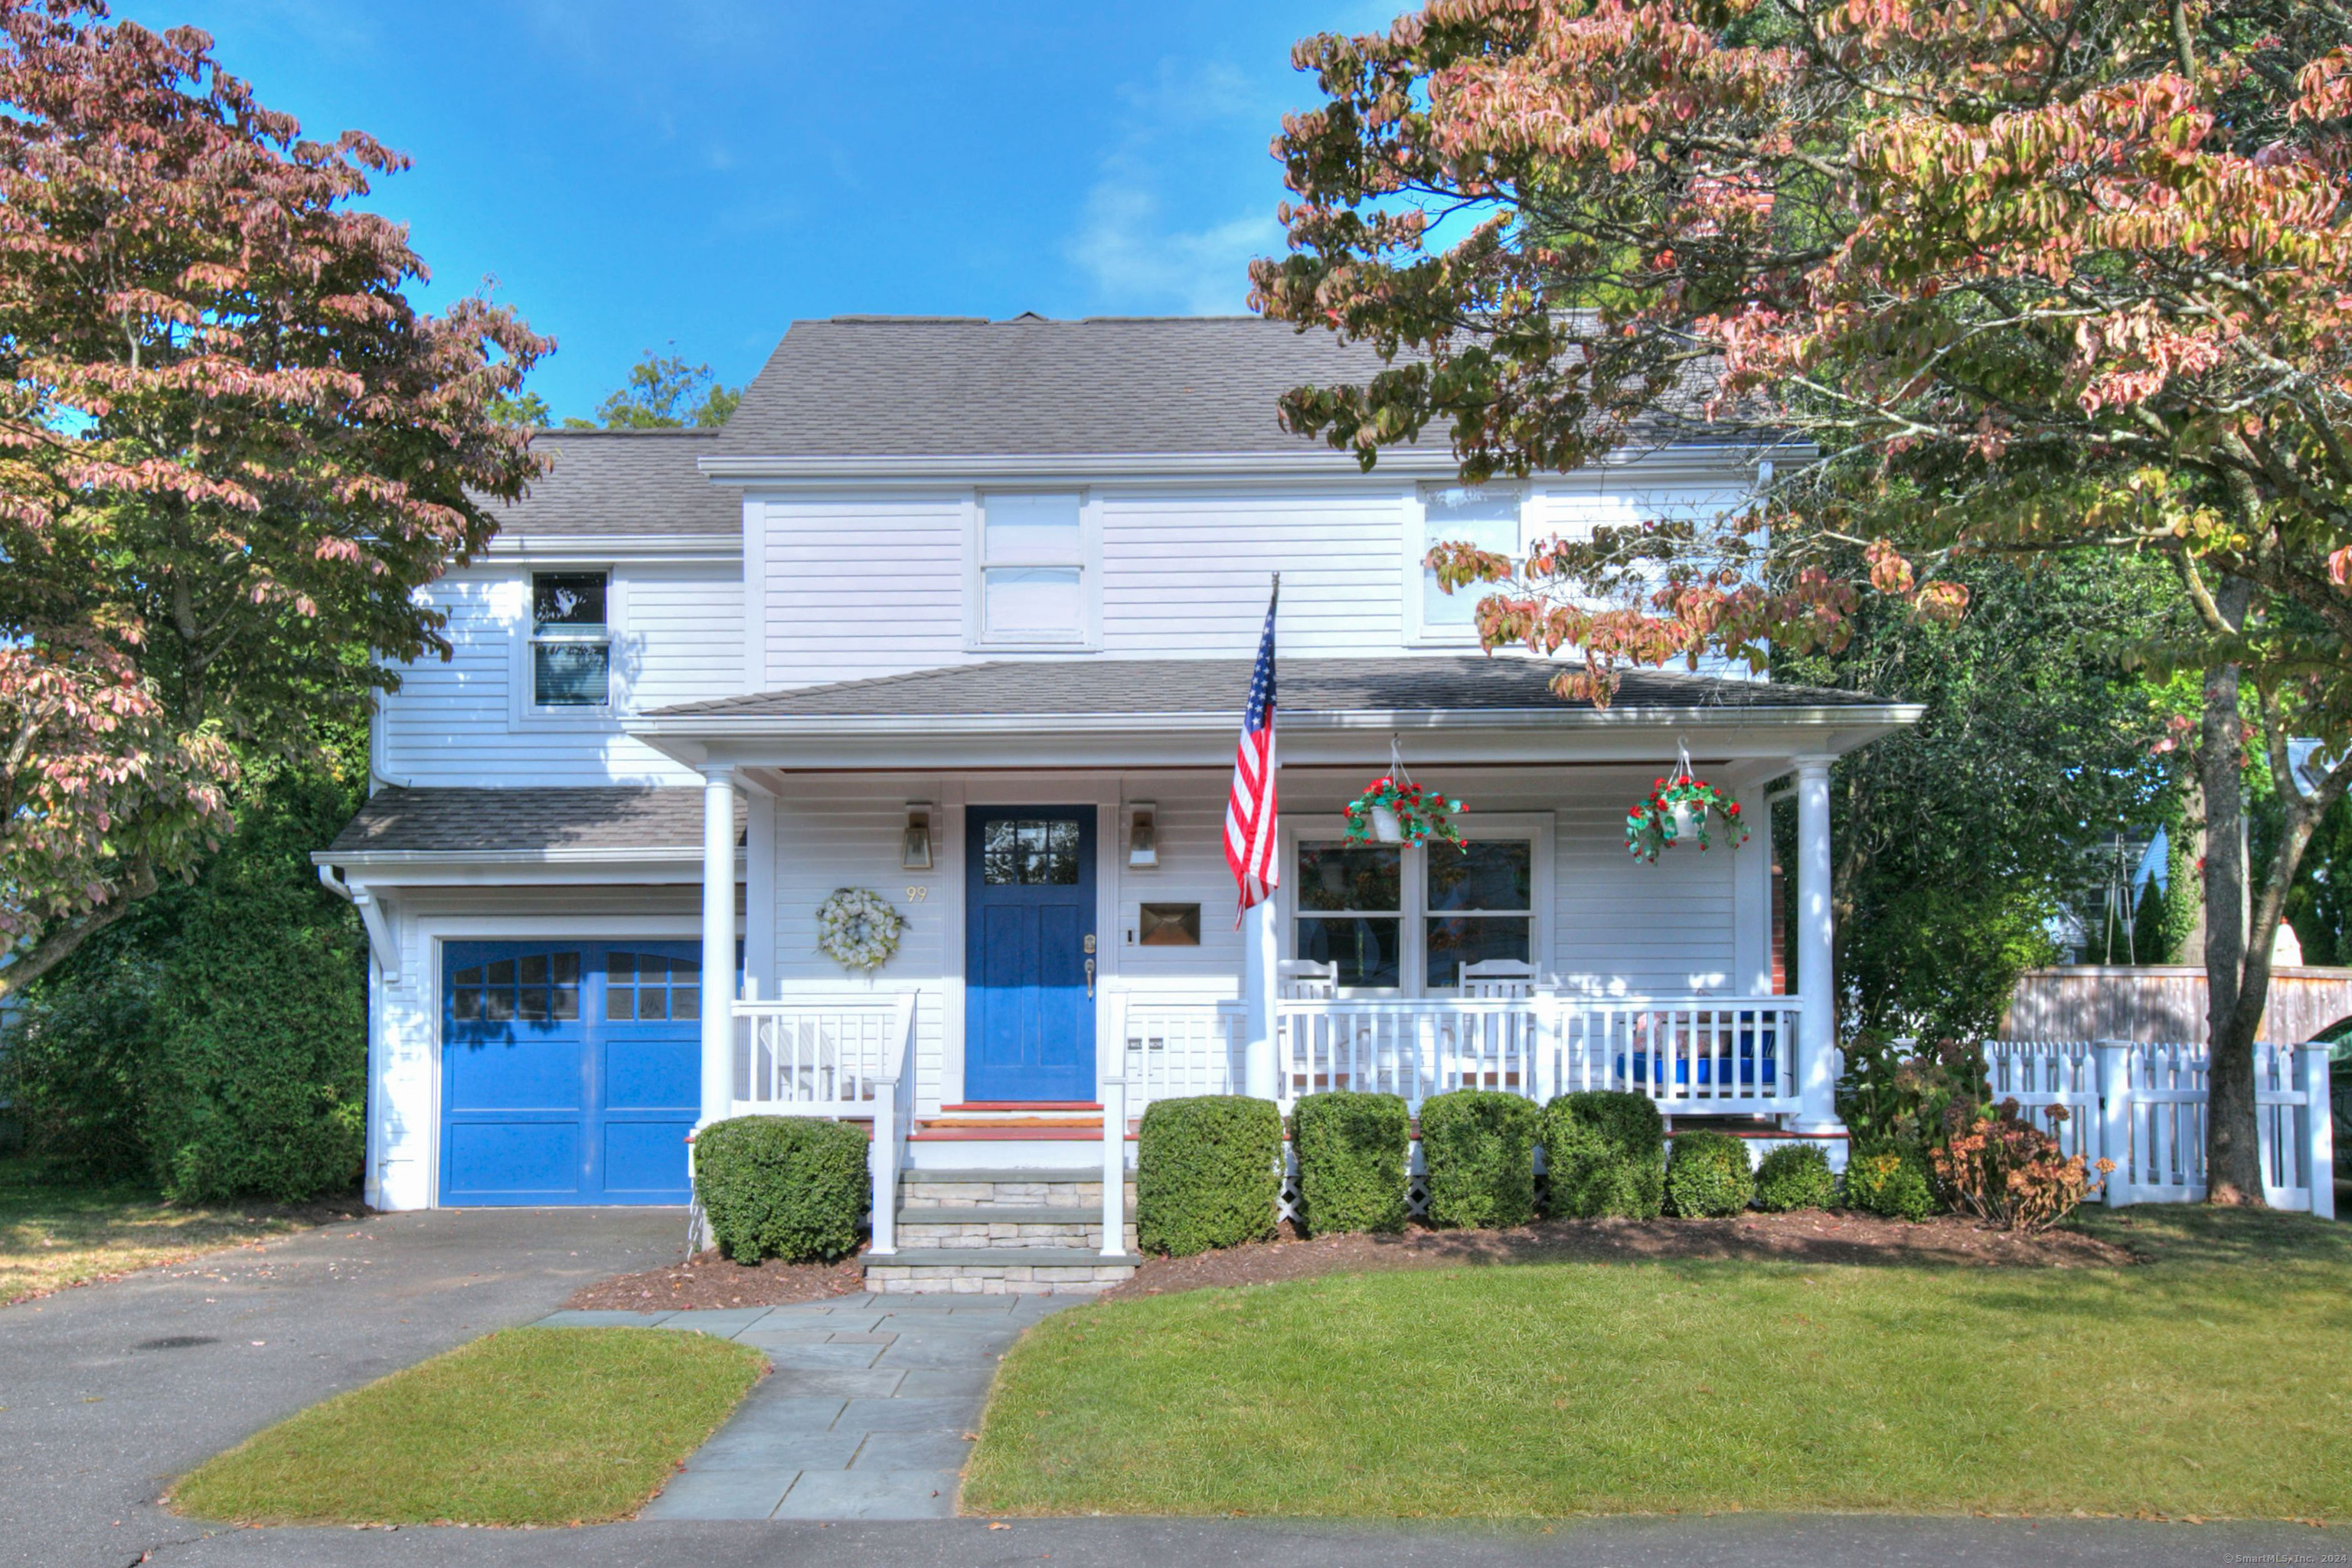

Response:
(1458, 958), (1537, 998)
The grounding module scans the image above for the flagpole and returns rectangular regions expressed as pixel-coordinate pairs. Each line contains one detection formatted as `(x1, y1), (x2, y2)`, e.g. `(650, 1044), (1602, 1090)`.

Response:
(1240, 572), (1280, 1102)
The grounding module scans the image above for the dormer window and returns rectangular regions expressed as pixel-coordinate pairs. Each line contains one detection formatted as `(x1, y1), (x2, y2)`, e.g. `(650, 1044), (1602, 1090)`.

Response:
(531, 571), (610, 707)
(972, 492), (1097, 648)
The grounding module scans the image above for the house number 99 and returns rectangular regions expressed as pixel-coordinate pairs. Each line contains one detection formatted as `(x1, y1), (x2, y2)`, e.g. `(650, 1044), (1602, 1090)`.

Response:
(904, 886), (929, 903)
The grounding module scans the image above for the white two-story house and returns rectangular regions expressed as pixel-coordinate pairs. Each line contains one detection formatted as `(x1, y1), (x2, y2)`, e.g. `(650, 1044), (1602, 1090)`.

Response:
(316, 315), (1915, 1288)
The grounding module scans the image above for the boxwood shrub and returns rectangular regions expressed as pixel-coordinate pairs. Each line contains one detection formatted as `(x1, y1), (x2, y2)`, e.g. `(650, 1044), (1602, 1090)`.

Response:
(1754, 1144), (1837, 1212)
(1542, 1091), (1665, 1219)
(694, 1116), (871, 1263)
(1841, 1145), (1937, 1221)
(1292, 1091), (1410, 1235)
(1664, 1129), (1755, 1217)
(1137, 1095), (1281, 1256)
(1418, 1089), (1540, 1229)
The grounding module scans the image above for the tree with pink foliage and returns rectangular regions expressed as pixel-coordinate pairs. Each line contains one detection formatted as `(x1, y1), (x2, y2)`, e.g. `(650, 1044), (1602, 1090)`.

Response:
(1252, 0), (2352, 1203)
(0, 1), (548, 997)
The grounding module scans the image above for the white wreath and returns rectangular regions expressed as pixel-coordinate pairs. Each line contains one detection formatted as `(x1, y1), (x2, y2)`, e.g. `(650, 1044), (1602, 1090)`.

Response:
(816, 887), (904, 972)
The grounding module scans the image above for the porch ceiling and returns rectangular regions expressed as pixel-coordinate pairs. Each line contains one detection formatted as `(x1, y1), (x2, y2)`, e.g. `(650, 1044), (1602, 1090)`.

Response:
(629, 656), (1920, 773)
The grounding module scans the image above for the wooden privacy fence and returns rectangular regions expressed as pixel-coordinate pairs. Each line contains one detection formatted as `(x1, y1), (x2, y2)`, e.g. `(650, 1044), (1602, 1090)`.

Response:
(2004, 965), (2352, 1045)
(1983, 1040), (2336, 1217)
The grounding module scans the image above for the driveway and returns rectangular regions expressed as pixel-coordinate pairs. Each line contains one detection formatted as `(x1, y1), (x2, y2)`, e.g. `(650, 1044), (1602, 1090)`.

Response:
(0, 1205), (685, 1568)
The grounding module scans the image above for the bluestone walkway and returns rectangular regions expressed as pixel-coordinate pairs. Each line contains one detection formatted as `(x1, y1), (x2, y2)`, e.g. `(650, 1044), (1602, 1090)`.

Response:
(533, 1290), (1080, 1520)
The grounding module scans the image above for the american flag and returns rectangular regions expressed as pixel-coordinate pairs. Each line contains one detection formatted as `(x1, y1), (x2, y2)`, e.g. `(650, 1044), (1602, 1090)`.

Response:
(1225, 578), (1280, 913)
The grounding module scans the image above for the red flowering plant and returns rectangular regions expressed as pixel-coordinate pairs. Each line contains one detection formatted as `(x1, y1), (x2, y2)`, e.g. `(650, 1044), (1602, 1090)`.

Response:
(1625, 773), (1746, 862)
(1344, 776), (1465, 848)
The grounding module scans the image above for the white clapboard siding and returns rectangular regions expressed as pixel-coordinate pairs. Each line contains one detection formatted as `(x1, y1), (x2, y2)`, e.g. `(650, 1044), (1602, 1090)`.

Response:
(378, 565), (740, 788)
(760, 495), (968, 688)
(1100, 488), (1409, 656)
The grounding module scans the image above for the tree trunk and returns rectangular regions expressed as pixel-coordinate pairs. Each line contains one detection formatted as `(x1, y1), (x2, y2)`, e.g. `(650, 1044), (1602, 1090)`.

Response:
(2199, 579), (2265, 1205)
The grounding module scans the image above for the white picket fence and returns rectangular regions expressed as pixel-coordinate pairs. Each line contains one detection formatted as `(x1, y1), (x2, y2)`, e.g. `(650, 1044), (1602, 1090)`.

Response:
(1983, 1040), (2336, 1217)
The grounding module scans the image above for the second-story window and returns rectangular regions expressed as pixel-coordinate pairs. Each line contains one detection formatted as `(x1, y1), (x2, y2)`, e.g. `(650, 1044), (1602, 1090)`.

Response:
(977, 492), (1088, 645)
(531, 571), (610, 707)
(1416, 484), (1524, 639)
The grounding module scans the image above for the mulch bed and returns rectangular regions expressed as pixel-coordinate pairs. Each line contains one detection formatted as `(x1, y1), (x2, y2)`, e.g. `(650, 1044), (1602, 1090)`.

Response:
(562, 1248), (867, 1312)
(1101, 1210), (2138, 1300)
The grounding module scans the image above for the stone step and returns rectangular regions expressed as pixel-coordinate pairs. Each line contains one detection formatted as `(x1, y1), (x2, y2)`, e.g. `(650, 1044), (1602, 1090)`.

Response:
(864, 1246), (1142, 1297)
(897, 1169), (1133, 1213)
(897, 1206), (1100, 1224)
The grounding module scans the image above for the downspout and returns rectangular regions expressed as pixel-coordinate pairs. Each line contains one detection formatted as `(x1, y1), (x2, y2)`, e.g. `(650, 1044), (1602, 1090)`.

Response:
(317, 864), (401, 985)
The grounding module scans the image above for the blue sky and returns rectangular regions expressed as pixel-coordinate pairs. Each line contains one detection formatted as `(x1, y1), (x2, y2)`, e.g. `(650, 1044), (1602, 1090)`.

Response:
(119, 0), (1397, 421)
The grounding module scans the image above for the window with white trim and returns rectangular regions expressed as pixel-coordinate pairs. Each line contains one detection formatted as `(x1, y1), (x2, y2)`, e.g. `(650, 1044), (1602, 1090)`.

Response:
(1413, 483), (1524, 642)
(1292, 833), (1538, 994)
(530, 571), (610, 707)
(975, 492), (1092, 645)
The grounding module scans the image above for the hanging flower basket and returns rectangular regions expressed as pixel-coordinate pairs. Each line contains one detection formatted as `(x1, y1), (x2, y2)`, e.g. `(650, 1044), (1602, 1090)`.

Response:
(815, 887), (906, 972)
(1344, 776), (1466, 849)
(1625, 773), (1747, 862)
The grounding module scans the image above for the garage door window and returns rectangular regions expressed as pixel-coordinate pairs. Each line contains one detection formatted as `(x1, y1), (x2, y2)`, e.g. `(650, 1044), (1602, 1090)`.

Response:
(449, 952), (580, 1025)
(606, 949), (701, 1021)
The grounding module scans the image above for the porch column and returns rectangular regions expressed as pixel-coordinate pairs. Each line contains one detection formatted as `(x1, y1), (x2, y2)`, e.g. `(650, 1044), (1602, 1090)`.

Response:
(698, 763), (737, 1129)
(1242, 897), (1278, 1099)
(1793, 755), (1838, 1133)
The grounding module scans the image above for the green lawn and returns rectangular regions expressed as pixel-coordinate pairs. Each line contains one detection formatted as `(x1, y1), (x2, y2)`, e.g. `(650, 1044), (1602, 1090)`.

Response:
(965, 1207), (2352, 1521)
(0, 1158), (305, 1305)
(171, 1328), (766, 1526)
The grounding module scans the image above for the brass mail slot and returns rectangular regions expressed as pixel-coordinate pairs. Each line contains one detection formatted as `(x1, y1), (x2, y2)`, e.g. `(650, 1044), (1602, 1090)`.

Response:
(1138, 903), (1202, 947)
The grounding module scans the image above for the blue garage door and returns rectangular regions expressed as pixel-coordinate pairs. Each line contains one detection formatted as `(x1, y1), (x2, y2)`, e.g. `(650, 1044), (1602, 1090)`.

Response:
(440, 940), (701, 1206)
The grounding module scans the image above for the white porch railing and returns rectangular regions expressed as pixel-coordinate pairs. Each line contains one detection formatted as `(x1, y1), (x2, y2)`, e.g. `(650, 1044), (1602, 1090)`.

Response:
(1983, 1040), (2335, 1216)
(730, 991), (920, 1255)
(1113, 991), (1806, 1119)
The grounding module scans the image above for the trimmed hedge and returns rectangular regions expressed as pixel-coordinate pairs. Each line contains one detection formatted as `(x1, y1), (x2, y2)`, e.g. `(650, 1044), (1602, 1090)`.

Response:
(1664, 1130), (1755, 1217)
(1754, 1144), (1837, 1212)
(1292, 1091), (1410, 1236)
(694, 1116), (870, 1263)
(1542, 1091), (1665, 1219)
(1419, 1089), (1539, 1229)
(1841, 1146), (1937, 1222)
(1137, 1096), (1281, 1256)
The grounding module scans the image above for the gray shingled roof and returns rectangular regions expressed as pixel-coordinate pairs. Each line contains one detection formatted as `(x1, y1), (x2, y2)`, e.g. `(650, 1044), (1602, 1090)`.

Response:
(322, 787), (741, 859)
(711, 314), (1743, 462)
(487, 429), (738, 537)
(645, 657), (1887, 722)
(714, 316), (1400, 458)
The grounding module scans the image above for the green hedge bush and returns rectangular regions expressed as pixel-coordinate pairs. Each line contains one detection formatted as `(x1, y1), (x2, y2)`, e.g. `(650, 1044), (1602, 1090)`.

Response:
(1419, 1089), (1539, 1229)
(1542, 1091), (1665, 1219)
(1841, 1146), (1938, 1221)
(143, 773), (368, 1203)
(1137, 1096), (1281, 1256)
(694, 1116), (871, 1263)
(0, 766), (369, 1203)
(1753, 1144), (1838, 1211)
(1292, 1091), (1410, 1235)
(1664, 1130), (1755, 1217)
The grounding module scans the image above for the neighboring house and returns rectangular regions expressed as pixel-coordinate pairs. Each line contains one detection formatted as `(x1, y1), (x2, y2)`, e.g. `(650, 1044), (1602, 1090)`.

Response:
(315, 315), (1918, 1289)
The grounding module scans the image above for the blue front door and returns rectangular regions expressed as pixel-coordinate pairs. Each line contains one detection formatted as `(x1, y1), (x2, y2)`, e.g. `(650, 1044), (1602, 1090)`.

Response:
(440, 940), (701, 1205)
(965, 808), (1096, 1102)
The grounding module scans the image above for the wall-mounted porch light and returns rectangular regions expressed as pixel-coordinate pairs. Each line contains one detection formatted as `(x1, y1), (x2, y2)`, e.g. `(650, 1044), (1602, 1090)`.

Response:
(1126, 802), (1158, 868)
(900, 805), (934, 871)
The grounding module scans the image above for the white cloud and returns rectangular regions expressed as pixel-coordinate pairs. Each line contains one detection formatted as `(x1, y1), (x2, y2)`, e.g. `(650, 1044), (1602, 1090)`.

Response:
(1070, 181), (1279, 315)
(1066, 57), (1286, 315)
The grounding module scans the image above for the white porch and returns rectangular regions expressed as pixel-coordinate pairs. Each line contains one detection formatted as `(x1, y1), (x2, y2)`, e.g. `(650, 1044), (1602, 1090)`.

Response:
(629, 655), (1918, 1272)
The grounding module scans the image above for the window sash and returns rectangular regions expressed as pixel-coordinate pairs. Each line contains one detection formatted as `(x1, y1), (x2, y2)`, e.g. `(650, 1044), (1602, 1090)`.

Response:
(1291, 835), (1537, 995)
(1419, 485), (1523, 632)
